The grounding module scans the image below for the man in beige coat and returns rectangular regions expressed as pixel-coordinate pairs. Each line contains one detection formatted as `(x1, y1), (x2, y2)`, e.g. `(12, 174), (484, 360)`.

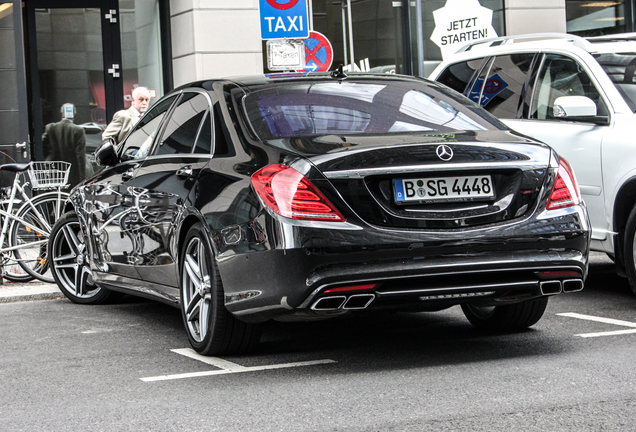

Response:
(102, 86), (150, 144)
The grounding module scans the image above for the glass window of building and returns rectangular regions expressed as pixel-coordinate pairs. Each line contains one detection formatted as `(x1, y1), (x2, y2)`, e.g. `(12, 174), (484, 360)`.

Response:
(120, 0), (164, 108)
(305, 0), (505, 78)
(413, 0), (505, 76)
(0, 1), (28, 169)
(566, 1), (630, 36)
(310, 0), (406, 74)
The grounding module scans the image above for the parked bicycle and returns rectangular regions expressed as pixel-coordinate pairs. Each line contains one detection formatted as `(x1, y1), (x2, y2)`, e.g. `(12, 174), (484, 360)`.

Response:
(0, 161), (71, 283)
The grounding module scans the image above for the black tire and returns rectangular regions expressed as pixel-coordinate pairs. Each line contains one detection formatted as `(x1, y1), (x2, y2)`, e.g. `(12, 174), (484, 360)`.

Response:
(180, 223), (262, 356)
(461, 297), (549, 332)
(10, 191), (69, 283)
(624, 205), (636, 296)
(49, 211), (115, 304)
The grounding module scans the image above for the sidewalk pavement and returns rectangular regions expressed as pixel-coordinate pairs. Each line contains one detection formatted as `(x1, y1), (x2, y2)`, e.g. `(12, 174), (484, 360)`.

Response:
(0, 278), (62, 303)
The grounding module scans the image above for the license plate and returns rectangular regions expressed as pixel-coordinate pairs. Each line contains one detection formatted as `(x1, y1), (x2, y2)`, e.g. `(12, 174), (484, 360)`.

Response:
(394, 175), (494, 203)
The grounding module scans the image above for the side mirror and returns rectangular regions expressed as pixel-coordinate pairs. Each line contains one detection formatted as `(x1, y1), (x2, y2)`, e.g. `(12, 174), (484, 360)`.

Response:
(95, 138), (119, 167)
(553, 96), (610, 126)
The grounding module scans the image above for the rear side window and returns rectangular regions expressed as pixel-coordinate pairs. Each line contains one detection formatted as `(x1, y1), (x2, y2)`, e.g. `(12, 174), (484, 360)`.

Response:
(467, 53), (535, 119)
(531, 54), (608, 120)
(193, 113), (211, 154)
(155, 92), (210, 156)
(436, 59), (486, 94)
(120, 94), (178, 160)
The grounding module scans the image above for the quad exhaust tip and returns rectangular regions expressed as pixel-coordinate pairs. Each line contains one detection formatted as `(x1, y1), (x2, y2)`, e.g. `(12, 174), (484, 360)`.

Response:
(539, 280), (562, 295)
(539, 279), (584, 295)
(311, 296), (346, 310)
(343, 294), (375, 310)
(562, 279), (584, 293)
(311, 294), (376, 311)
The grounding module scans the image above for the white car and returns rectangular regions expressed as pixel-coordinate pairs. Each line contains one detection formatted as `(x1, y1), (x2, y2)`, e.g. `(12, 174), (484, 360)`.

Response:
(429, 33), (636, 295)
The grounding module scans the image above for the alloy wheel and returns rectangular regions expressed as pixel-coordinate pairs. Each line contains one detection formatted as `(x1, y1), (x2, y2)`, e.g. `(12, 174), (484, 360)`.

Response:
(51, 219), (100, 300)
(182, 236), (212, 343)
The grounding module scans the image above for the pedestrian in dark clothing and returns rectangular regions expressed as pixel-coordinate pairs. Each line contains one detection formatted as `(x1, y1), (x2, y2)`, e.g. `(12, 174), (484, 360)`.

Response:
(42, 103), (90, 189)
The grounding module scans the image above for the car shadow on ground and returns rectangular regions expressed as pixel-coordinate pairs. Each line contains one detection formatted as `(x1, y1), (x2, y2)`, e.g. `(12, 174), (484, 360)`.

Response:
(95, 295), (564, 370)
(88, 253), (636, 371)
(254, 308), (569, 368)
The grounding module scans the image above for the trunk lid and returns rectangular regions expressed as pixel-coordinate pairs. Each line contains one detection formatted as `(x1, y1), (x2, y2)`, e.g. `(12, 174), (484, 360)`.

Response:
(287, 130), (553, 229)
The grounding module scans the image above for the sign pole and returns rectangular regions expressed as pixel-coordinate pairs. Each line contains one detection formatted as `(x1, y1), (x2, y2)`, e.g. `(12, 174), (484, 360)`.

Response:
(341, 4), (348, 66)
(346, 0), (354, 66)
(415, 0), (424, 77)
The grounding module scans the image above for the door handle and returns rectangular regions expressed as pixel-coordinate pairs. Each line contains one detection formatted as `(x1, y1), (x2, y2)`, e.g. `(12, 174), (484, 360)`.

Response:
(15, 142), (27, 158)
(122, 168), (135, 181)
(176, 166), (193, 180)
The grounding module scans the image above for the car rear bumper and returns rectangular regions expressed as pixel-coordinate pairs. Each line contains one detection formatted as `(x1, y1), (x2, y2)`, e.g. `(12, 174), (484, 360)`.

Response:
(217, 206), (590, 322)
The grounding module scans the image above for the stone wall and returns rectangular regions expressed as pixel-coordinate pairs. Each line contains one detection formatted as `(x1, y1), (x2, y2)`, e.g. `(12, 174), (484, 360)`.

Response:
(170, 0), (264, 86)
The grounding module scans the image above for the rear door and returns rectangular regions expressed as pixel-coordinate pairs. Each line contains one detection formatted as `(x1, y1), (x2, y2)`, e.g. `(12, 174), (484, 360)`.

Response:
(81, 94), (178, 281)
(128, 90), (213, 288)
(500, 53), (609, 243)
(439, 52), (610, 243)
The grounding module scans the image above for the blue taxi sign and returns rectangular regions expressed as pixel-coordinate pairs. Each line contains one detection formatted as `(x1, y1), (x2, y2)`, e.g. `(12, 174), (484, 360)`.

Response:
(259, 0), (309, 40)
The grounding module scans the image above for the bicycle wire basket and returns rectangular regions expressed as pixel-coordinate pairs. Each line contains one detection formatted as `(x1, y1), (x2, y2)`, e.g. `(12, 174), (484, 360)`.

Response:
(27, 161), (71, 190)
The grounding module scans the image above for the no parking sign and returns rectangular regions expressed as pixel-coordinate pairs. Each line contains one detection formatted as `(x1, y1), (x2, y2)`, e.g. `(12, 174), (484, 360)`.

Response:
(468, 73), (508, 107)
(296, 31), (333, 73)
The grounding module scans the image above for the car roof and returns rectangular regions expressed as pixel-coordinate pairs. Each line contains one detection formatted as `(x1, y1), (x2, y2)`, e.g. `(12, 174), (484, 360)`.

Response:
(226, 72), (435, 92)
(448, 32), (636, 59)
(171, 72), (434, 95)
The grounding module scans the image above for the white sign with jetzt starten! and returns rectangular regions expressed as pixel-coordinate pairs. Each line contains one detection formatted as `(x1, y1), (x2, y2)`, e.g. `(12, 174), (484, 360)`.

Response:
(430, 0), (498, 59)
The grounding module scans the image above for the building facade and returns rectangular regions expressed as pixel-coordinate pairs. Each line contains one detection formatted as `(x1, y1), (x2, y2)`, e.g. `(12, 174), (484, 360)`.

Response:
(0, 0), (633, 170)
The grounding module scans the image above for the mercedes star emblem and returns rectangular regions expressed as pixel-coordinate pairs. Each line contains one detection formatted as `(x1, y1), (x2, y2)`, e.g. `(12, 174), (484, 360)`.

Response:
(436, 144), (454, 161)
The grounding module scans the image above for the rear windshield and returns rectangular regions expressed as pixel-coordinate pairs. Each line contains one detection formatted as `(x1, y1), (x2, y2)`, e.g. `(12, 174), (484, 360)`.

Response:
(242, 79), (503, 140)
(595, 53), (636, 111)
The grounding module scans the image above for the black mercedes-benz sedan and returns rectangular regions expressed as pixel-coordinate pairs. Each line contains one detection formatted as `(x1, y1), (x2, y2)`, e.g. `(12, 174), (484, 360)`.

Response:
(49, 71), (590, 356)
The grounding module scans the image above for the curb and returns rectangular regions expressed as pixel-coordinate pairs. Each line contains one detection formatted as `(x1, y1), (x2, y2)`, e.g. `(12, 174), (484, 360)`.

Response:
(0, 281), (62, 303)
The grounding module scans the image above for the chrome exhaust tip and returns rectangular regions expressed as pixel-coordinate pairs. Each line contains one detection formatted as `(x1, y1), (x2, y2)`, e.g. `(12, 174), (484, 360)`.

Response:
(562, 279), (584, 293)
(311, 296), (346, 311)
(539, 280), (562, 295)
(343, 294), (375, 310)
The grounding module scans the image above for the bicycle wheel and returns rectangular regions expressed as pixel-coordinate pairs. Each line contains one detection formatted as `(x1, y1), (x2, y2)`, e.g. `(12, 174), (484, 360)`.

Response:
(0, 198), (34, 282)
(9, 191), (69, 283)
(2, 247), (35, 282)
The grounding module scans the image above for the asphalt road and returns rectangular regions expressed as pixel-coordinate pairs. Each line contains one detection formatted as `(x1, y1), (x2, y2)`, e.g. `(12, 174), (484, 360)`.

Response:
(1, 254), (636, 431)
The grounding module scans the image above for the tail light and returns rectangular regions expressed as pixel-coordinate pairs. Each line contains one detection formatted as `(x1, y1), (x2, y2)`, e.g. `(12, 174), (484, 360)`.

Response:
(251, 164), (345, 222)
(547, 157), (581, 210)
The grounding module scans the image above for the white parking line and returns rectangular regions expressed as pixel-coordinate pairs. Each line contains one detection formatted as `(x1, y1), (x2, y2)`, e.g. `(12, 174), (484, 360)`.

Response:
(140, 348), (337, 382)
(574, 329), (636, 338)
(557, 312), (636, 338)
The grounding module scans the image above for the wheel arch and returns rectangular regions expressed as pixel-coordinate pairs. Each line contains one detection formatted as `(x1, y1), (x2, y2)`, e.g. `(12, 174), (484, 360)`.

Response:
(177, 212), (210, 267)
(612, 176), (636, 270)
